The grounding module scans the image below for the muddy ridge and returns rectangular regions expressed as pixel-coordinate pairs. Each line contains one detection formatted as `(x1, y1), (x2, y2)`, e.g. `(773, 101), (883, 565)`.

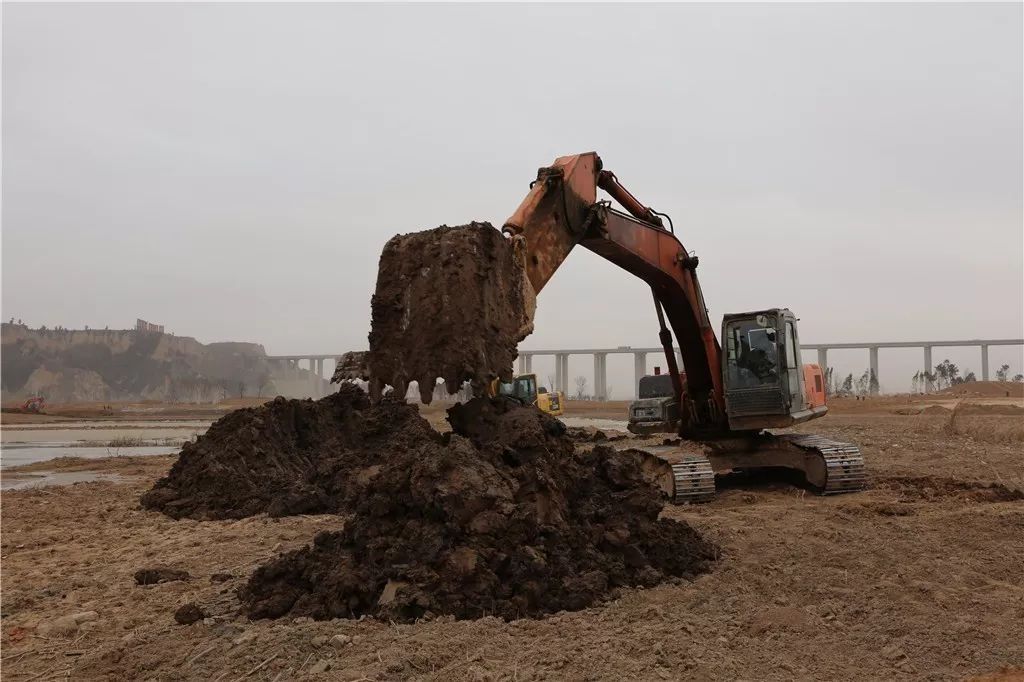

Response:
(140, 385), (438, 520)
(367, 222), (536, 402)
(236, 397), (715, 622)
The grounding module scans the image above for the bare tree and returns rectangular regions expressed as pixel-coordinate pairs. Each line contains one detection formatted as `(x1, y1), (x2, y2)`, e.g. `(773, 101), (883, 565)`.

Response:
(218, 378), (234, 401)
(922, 371), (936, 392)
(574, 375), (588, 400)
(855, 369), (870, 396)
(255, 371), (272, 398)
(996, 364), (1010, 382)
(546, 374), (557, 393)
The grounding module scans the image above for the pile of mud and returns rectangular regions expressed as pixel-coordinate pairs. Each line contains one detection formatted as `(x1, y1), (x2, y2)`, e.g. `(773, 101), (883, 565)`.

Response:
(141, 385), (435, 520)
(238, 398), (715, 622)
(935, 381), (1024, 398)
(367, 222), (536, 402)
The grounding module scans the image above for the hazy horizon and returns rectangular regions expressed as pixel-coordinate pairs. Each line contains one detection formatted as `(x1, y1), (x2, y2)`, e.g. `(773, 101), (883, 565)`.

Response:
(4, 3), (1022, 395)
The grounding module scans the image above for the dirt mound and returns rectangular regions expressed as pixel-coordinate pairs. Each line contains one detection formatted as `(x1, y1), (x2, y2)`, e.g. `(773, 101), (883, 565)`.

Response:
(367, 223), (536, 402)
(892, 404), (951, 415)
(955, 402), (1024, 415)
(141, 385), (437, 520)
(935, 381), (1024, 398)
(239, 398), (715, 622)
(874, 475), (1024, 503)
(564, 426), (629, 443)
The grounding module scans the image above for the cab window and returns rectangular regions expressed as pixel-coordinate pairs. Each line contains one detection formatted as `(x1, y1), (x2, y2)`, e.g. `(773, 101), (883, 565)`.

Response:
(518, 376), (536, 400)
(725, 318), (780, 388)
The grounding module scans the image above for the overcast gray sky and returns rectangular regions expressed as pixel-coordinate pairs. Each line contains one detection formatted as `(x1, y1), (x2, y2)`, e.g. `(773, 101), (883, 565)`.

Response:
(3, 3), (1022, 394)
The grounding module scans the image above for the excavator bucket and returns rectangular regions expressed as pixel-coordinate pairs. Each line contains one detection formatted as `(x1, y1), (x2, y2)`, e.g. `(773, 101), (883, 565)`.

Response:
(366, 222), (536, 402)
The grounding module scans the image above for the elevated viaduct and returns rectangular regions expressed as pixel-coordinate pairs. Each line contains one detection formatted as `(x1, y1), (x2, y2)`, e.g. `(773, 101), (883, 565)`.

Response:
(270, 338), (1024, 399)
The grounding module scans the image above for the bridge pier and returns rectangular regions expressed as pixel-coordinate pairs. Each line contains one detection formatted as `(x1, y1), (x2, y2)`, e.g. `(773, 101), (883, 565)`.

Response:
(869, 346), (879, 394)
(518, 353), (533, 375)
(981, 344), (989, 381)
(593, 352), (607, 400)
(633, 352), (646, 398)
(923, 345), (933, 393)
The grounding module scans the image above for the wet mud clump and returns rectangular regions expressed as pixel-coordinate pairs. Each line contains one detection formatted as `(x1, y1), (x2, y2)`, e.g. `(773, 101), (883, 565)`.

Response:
(140, 385), (437, 520)
(367, 222), (536, 402)
(239, 398), (716, 622)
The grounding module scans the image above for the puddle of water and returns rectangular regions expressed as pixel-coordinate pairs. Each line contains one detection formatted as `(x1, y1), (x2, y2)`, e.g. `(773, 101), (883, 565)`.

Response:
(1, 426), (207, 445)
(1, 445), (178, 470)
(2, 470), (126, 491)
(2, 420), (213, 431)
(560, 417), (630, 431)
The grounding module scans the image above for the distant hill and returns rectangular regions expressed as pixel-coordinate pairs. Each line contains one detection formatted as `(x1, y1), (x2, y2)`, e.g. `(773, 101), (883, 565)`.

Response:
(1, 323), (278, 403)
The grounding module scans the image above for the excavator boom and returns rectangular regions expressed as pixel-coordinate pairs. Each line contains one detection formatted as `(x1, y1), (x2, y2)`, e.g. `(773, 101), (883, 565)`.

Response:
(503, 152), (725, 434)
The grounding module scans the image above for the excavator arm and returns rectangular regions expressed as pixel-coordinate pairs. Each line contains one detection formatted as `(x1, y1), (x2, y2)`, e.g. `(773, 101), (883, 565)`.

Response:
(503, 152), (726, 434)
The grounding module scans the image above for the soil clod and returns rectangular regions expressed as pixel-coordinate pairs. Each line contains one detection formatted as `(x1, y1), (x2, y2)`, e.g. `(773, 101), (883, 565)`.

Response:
(173, 603), (206, 626)
(134, 568), (190, 585)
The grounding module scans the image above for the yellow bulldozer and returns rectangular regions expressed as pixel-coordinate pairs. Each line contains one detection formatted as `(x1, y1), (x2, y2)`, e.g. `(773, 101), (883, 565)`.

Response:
(488, 373), (564, 416)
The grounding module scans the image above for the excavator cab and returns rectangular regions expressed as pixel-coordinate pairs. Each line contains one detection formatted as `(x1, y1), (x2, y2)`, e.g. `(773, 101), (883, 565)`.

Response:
(721, 308), (827, 431)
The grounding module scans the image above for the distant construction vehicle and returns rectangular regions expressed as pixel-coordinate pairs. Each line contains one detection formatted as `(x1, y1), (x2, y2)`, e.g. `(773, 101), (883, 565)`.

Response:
(501, 152), (866, 501)
(7, 397), (46, 413)
(489, 373), (564, 416)
(628, 369), (685, 435)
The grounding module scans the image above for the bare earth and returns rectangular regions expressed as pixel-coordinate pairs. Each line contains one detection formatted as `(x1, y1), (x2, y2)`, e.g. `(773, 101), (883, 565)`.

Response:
(2, 398), (1022, 681)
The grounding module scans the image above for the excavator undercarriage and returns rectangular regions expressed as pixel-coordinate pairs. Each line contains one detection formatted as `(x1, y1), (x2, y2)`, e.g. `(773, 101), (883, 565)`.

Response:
(626, 435), (867, 504)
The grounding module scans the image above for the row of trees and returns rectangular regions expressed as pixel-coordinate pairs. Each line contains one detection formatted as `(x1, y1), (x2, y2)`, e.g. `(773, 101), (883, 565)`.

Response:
(996, 363), (1024, 382)
(912, 361), (1022, 392)
(824, 367), (879, 397)
(166, 372), (272, 403)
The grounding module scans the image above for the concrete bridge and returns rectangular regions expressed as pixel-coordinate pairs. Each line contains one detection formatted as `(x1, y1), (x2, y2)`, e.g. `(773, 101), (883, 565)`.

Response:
(270, 338), (1024, 399)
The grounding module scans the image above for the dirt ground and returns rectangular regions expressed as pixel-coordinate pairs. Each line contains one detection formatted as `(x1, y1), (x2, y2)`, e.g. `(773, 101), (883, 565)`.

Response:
(0, 397), (274, 424)
(2, 399), (1023, 680)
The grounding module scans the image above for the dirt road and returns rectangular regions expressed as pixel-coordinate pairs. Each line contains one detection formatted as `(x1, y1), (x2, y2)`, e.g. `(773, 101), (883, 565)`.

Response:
(1, 403), (1022, 680)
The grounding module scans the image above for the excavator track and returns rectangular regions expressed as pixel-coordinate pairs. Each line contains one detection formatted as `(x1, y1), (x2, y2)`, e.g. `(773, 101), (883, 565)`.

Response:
(615, 433), (866, 505)
(670, 456), (716, 503)
(778, 434), (868, 494)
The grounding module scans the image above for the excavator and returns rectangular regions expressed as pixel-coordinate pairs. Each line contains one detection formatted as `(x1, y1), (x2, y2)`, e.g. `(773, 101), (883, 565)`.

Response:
(502, 152), (867, 502)
(488, 374), (565, 416)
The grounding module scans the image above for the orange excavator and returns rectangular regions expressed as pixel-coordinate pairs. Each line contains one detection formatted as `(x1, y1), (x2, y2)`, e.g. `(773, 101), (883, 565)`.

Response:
(502, 152), (866, 502)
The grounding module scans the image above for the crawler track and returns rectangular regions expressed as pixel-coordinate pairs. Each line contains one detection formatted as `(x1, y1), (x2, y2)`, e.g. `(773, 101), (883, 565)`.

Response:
(779, 434), (868, 494)
(670, 457), (716, 503)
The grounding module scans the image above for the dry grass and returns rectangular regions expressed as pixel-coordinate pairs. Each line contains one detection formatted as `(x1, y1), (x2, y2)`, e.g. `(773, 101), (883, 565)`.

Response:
(943, 402), (1024, 443)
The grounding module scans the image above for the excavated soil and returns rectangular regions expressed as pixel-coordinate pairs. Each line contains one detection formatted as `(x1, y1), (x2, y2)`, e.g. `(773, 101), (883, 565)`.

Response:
(140, 385), (436, 520)
(367, 222), (536, 402)
(141, 386), (715, 622)
(239, 398), (715, 622)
